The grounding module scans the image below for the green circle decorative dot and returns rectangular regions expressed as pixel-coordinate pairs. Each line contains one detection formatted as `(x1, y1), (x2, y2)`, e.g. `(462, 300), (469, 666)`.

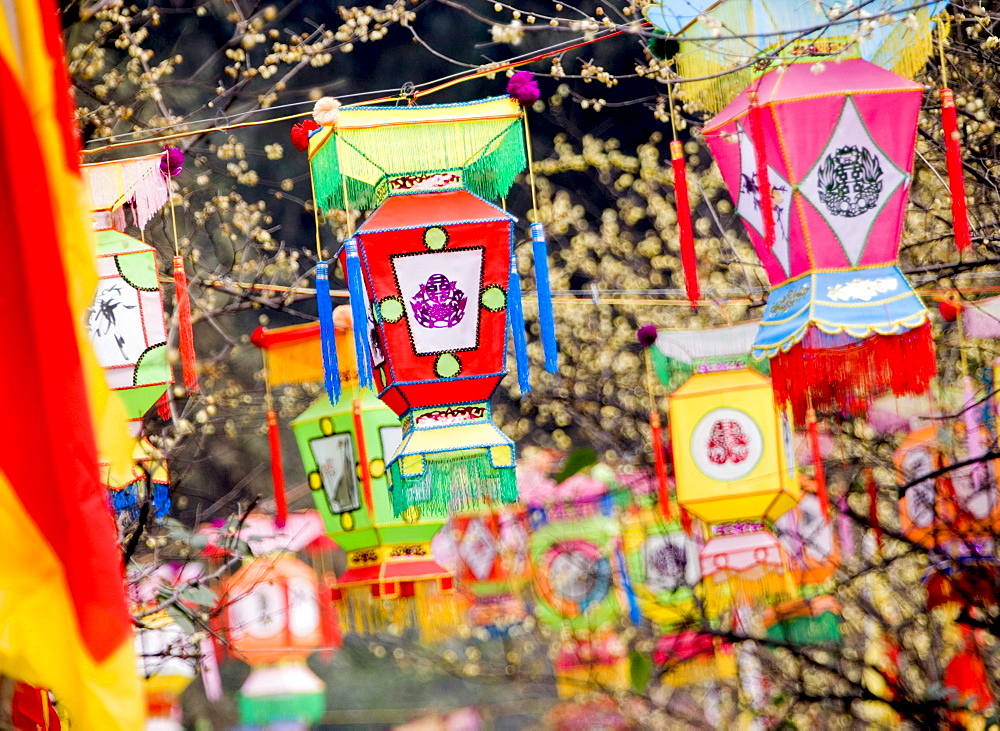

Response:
(308, 472), (323, 490)
(340, 512), (355, 531)
(320, 418), (333, 436)
(434, 352), (461, 378)
(423, 226), (448, 250)
(379, 297), (405, 323)
(480, 285), (507, 312)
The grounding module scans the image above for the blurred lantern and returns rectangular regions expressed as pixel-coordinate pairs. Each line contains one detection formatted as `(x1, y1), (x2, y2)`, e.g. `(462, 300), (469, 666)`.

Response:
(653, 631), (736, 688)
(896, 425), (1000, 549)
(308, 94), (555, 518)
(621, 506), (699, 631)
(134, 611), (197, 731)
(645, 0), (946, 113)
(702, 60), (935, 419)
(103, 436), (171, 521)
(290, 320), (465, 644)
(699, 522), (798, 621)
(450, 506), (532, 631)
(763, 595), (842, 646)
(774, 477), (840, 596)
(219, 553), (326, 727)
(552, 631), (629, 699)
(87, 227), (170, 430)
(944, 624), (995, 720)
(81, 152), (173, 232)
(650, 324), (800, 525)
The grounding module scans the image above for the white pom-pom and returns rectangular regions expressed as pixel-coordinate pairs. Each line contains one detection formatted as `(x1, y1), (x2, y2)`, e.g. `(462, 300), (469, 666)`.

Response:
(313, 97), (342, 126)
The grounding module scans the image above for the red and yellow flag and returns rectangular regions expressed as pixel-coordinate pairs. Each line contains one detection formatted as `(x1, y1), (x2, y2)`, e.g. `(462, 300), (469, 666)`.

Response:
(0, 1), (143, 727)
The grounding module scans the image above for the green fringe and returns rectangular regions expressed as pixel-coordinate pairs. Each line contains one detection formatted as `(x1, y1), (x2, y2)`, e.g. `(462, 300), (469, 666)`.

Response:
(238, 691), (325, 725)
(389, 449), (518, 518)
(310, 120), (526, 213)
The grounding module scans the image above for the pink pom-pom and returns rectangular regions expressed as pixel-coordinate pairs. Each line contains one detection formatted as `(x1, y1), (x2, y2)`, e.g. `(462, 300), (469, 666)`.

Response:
(313, 97), (342, 126)
(637, 324), (658, 348)
(507, 71), (540, 106)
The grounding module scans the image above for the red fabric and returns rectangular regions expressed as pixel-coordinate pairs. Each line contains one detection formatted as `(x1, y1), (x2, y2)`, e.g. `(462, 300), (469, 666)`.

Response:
(670, 140), (699, 309)
(770, 322), (936, 422)
(806, 410), (831, 521)
(0, 51), (130, 663)
(266, 409), (287, 527)
(12, 682), (61, 731)
(941, 89), (972, 252)
(748, 93), (776, 250)
(649, 411), (671, 520)
(172, 256), (199, 392)
(945, 631), (994, 712)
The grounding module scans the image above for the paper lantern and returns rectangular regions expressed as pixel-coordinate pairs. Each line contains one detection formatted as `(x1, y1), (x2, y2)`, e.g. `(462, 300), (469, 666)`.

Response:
(622, 506), (699, 631)
(290, 330), (465, 644)
(897, 425), (1000, 548)
(81, 152), (173, 232)
(646, 0), (946, 113)
(450, 506), (531, 630)
(699, 523), (798, 620)
(308, 96), (536, 518)
(774, 478), (840, 595)
(87, 228), (170, 427)
(134, 611), (196, 731)
(219, 553), (326, 726)
(702, 60), (935, 418)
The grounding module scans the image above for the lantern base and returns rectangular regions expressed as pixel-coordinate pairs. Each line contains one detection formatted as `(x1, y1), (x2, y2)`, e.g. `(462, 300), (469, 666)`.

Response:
(238, 663), (325, 726)
(388, 401), (518, 517)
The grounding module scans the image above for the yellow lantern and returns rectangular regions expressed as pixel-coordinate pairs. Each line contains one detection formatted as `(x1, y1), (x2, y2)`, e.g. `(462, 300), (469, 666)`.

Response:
(669, 367), (800, 524)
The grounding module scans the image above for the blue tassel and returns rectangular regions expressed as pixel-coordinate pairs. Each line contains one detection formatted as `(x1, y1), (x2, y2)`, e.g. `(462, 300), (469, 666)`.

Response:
(507, 248), (532, 394)
(530, 222), (559, 373)
(344, 238), (374, 389)
(316, 262), (342, 405)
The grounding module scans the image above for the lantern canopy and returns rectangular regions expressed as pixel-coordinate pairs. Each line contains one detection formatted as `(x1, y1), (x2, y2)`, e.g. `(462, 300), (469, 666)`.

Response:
(703, 60), (935, 417)
(87, 228), (170, 425)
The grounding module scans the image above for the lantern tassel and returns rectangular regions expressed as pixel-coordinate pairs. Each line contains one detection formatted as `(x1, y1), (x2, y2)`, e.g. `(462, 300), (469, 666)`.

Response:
(343, 238), (374, 390)
(671, 140), (700, 310)
(173, 255), (199, 392)
(941, 89), (972, 252)
(649, 411), (671, 520)
(530, 222), (559, 372)
(748, 92), (776, 250)
(806, 408), (831, 524)
(315, 262), (342, 405)
(267, 408), (288, 527)
(507, 248), (532, 394)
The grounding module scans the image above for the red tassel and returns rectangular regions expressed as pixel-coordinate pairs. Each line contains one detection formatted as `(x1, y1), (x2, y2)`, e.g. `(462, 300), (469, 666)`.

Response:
(680, 507), (693, 535)
(649, 411), (671, 520)
(770, 323), (936, 423)
(173, 255), (199, 393)
(317, 571), (343, 662)
(806, 408), (831, 523)
(941, 89), (972, 252)
(352, 399), (375, 516)
(267, 408), (287, 527)
(866, 467), (882, 554)
(671, 140), (699, 310)
(748, 92), (776, 250)
(156, 392), (171, 421)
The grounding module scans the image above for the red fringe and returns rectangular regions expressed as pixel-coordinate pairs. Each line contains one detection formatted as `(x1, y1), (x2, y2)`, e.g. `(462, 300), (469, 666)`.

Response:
(156, 392), (171, 421)
(671, 140), (699, 310)
(267, 408), (287, 527)
(769, 322), (936, 423)
(649, 410), (671, 520)
(748, 93), (776, 250)
(941, 89), (972, 252)
(173, 255), (199, 393)
(806, 409), (831, 523)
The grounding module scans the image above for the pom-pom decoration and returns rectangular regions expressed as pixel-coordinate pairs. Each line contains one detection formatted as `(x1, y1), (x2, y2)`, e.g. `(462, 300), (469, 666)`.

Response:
(312, 96), (341, 127)
(507, 70), (540, 107)
(939, 297), (961, 323)
(636, 324), (659, 348)
(290, 119), (320, 152)
(160, 146), (184, 178)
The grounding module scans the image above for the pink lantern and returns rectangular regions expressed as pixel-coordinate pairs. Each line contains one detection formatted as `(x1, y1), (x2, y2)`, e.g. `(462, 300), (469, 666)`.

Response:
(702, 59), (935, 418)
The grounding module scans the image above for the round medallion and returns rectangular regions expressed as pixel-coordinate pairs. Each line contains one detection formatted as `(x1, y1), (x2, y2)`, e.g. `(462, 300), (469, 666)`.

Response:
(434, 352), (461, 378)
(480, 285), (507, 312)
(423, 226), (449, 250)
(690, 407), (763, 481)
(538, 539), (611, 618)
(369, 458), (386, 479)
(378, 296), (405, 323)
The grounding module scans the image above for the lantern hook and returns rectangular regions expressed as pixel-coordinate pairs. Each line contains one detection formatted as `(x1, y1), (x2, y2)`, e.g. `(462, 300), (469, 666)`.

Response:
(398, 81), (417, 106)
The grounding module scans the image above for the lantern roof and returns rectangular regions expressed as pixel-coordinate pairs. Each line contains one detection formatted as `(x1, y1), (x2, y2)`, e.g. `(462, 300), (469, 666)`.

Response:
(355, 188), (513, 234)
(309, 95), (526, 211)
(95, 228), (154, 256)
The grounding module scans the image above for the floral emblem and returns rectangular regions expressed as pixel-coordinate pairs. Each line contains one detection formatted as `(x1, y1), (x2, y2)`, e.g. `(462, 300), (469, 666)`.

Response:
(817, 145), (883, 218)
(769, 284), (809, 315)
(411, 273), (467, 328)
(826, 276), (897, 302)
(707, 419), (750, 465)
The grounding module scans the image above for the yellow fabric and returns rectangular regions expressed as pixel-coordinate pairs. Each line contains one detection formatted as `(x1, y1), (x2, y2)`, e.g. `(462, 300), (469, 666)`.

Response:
(669, 369), (800, 523)
(0, 468), (143, 728)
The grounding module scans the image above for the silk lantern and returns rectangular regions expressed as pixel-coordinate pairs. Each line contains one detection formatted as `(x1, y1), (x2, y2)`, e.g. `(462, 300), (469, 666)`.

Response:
(307, 96), (541, 518)
(219, 553), (326, 727)
(290, 321), (465, 644)
(134, 611), (196, 731)
(702, 59), (935, 418)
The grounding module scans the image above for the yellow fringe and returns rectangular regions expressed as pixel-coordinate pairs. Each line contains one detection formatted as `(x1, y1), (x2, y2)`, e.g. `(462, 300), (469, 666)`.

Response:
(336, 581), (469, 644)
(554, 657), (629, 699)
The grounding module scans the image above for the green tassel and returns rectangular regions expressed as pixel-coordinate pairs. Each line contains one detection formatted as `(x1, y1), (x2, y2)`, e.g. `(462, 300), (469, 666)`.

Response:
(238, 691), (325, 725)
(389, 450), (518, 517)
